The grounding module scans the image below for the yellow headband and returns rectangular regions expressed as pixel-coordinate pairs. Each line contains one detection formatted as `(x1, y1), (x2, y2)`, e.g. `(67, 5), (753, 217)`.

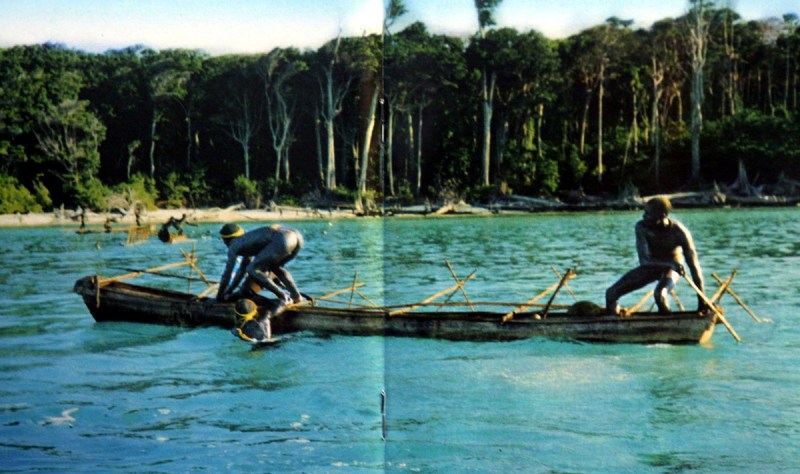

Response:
(235, 307), (258, 322)
(235, 327), (257, 342)
(221, 227), (245, 239)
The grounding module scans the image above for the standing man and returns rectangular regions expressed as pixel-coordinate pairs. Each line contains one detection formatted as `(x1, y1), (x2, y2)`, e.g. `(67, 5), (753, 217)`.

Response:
(605, 197), (706, 315)
(217, 223), (304, 304)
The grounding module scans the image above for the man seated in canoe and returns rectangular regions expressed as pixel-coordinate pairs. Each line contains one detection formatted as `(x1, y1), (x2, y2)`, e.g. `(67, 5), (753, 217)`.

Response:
(217, 223), (304, 305)
(605, 196), (707, 315)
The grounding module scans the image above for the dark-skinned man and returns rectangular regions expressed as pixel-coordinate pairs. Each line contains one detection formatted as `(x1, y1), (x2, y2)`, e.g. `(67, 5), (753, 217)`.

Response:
(605, 197), (707, 315)
(217, 223), (304, 305)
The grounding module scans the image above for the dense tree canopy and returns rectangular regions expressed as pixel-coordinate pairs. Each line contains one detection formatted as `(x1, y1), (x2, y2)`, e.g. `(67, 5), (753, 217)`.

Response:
(1, 4), (799, 212)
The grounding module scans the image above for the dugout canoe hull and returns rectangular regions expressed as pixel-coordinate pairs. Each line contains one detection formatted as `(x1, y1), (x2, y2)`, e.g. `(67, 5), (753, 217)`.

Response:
(73, 276), (717, 344)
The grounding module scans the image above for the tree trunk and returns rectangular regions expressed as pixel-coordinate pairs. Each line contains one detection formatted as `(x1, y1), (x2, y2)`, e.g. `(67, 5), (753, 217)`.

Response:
(185, 115), (192, 169)
(579, 87), (593, 155)
(597, 63), (605, 183)
(415, 106), (423, 196)
(652, 75), (662, 189)
(282, 146), (290, 182)
(315, 113), (324, 187)
(387, 102), (395, 196)
(358, 88), (379, 194)
(149, 111), (157, 179)
(406, 111), (414, 186)
(480, 69), (496, 186)
(537, 104), (544, 160)
(689, 0), (708, 182)
(325, 118), (336, 190)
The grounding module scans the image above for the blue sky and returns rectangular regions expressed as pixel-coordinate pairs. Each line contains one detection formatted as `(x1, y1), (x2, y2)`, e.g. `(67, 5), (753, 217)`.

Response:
(1, 0), (797, 55)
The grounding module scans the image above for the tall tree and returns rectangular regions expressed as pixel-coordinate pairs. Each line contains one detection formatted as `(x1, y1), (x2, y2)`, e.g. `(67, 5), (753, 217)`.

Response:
(143, 51), (194, 179)
(260, 48), (305, 196)
(35, 98), (106, 190)
(473, 0), (503, 186)
(688, 0), (714, 181)
(314, 37), (355, 191)
(354, 35), (382, 196)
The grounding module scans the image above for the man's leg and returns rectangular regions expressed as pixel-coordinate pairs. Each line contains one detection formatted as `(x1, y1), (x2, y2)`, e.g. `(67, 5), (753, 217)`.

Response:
(605, 266), (661, 315)
(272, 231), (303, 302)
(654, 270), (680, 314)
(247, 232), (300, 301)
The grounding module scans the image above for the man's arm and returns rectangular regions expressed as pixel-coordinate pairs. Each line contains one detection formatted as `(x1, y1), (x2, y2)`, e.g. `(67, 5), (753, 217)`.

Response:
(227, 257), (250, 296)
(678, 224), (706, 309)
(217, 251), (239, 301)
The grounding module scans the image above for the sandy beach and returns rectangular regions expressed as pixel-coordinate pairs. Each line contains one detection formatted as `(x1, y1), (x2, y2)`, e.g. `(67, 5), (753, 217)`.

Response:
(0, 205), (360, 228)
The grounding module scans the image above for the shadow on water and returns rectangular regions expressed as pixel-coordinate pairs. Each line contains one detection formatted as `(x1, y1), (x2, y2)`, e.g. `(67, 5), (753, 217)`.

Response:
(82, 322), (186, 353)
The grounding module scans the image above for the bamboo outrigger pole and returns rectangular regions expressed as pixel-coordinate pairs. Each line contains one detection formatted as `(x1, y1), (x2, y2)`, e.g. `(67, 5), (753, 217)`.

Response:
(541, 268), (576, 318)
(682, 274), (742, 342)
(712, 272), (761, 323)
(551, 266), (578, 301)
(389, 272), (477, 316)
(445, 260), (475, 311)
(318, 283), (367, 301)
(97, 259), (197, 287)
(626, 290), (655, 315)
(501, 269), (577, 323)
(709, 270), (736, 304)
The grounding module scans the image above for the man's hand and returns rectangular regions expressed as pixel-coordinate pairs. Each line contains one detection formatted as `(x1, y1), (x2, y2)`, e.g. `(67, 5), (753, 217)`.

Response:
(673, 262), (686, 276)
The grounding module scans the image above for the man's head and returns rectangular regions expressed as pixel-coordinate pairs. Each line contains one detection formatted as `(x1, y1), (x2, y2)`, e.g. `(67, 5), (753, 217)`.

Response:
(643, 196), (672, 223)
(233, 298), (268, 342)
(219, 223), (244, 245)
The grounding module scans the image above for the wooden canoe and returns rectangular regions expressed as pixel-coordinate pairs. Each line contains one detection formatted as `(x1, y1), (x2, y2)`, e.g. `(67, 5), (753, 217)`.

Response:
(73, 276), (718, 344)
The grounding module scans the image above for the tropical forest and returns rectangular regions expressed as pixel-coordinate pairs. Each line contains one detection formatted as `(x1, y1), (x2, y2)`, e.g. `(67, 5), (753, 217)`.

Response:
(1, 0), (799, 214)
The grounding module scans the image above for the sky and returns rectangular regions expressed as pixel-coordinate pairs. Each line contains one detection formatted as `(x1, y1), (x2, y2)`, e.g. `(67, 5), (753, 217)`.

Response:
(0, 0), (797, 56)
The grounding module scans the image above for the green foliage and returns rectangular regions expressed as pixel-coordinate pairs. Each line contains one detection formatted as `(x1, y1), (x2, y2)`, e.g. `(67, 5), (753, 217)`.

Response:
(703, 109), (800, 182)
(70, 178), (112, 211)
(234, 175), (262, 209)
(0, 174), (47, 213)
(108, 174), (158, 211)
(1, 9), (799, 208)
(464, 184), (497, 203)
(160, 172), (190, 208)
(183, 170), (212, 208)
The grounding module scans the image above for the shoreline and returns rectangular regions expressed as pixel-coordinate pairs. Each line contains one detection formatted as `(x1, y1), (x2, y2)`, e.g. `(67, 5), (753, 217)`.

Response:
(0, 205), (359, 229)
(1, 197), (798, 229)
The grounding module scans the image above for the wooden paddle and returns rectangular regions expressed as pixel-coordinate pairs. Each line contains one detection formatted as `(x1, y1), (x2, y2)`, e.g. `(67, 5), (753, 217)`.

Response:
(682, 274), (742, 343)
(712, 272), (761, 323)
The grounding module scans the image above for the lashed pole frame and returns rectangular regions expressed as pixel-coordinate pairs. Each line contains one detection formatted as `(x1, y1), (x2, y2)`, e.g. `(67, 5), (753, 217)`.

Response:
(712, 271), (761, 323)
(502, 268), (576, 323)
(388, 272), (477, 316)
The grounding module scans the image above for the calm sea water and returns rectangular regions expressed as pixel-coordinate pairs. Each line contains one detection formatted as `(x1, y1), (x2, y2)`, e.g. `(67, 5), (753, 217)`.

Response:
(1, 208), (798, 472)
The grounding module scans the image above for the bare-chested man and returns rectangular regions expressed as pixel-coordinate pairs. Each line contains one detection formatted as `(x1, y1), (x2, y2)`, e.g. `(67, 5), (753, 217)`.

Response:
(217, 223), (304, 304)
(605, 197), (706, 315)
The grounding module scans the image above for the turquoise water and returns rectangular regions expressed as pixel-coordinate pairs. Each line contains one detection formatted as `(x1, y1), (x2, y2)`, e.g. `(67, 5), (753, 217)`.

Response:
(1, 208), (798, 472)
